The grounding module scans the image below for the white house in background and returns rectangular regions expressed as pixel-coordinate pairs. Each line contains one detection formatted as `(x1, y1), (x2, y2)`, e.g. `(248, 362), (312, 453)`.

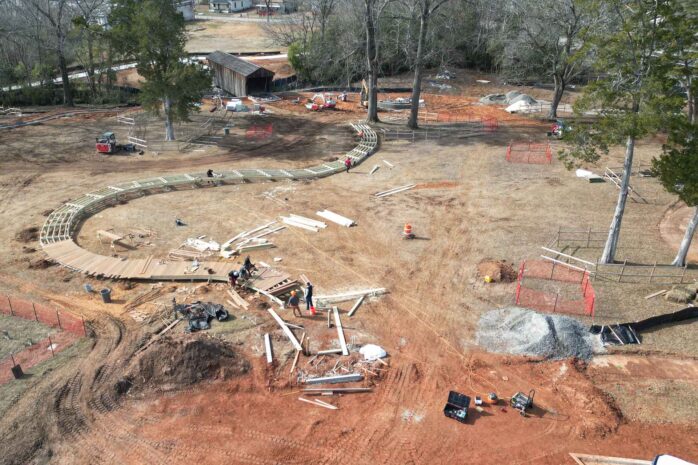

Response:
(254, 0), (297, 14)
(209, 0), (252, 13)
(176, 0), (195, 20)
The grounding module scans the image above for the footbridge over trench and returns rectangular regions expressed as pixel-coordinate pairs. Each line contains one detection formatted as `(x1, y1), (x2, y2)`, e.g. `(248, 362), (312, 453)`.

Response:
(40, 122), (377, 282)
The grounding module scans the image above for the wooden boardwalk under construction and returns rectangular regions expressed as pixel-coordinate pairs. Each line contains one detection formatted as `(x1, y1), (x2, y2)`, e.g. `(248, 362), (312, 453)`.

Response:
(40, 122), (378, 283)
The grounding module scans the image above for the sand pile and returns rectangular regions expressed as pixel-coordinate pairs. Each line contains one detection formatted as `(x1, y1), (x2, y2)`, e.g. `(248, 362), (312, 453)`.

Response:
(122, 335), (249, 393)
(477, 259), (517, 283)
(476, 307), (602, 360)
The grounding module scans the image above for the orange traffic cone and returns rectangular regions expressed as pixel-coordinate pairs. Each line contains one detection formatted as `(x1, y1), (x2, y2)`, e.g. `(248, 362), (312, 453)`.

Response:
(403, 223), (414, 239)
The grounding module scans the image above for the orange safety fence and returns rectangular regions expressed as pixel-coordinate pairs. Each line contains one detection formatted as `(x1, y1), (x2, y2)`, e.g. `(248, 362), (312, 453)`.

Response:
(435, 112), (499, 132)
(0, 331), (80, 384)
(506, 142), (552, 164)
(515, 260), (595, 317)
(0, 293), (86, 384)
(0, 293), (86, 336)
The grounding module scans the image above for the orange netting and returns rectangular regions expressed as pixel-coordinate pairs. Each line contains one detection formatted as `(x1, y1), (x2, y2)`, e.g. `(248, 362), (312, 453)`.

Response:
(515, 260), (595, 317)
(0, 293), (86, 384)
(506, 142), (552, 164)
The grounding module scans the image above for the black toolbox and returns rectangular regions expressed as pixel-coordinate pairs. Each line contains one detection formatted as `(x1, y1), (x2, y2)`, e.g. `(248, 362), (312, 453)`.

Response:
(443, 390), (470, 423)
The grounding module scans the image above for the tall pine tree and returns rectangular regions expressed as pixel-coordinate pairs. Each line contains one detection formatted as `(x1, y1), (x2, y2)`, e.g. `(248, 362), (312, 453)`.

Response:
(109, 0), (210, 140)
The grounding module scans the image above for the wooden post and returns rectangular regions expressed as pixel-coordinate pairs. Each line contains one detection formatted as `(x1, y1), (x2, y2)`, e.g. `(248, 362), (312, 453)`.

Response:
(8, 296), (13, 316)
(56, 310), (62, 329)
(48, 335), (55, 357)
(550, 260), (556, 280)
(618, 260), (627, 283)
(649, 261), (656, 283)
(553, 294), (559, 313)
(32, 303), (39, 321)
(583, 276), (590, 297)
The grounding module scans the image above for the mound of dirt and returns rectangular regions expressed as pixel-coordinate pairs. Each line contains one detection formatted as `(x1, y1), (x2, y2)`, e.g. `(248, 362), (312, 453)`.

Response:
(27, 258), (54, 269)
(15, 227), (39, 243)
(477, 259), (517, 282)
(124, 335), (249, 393)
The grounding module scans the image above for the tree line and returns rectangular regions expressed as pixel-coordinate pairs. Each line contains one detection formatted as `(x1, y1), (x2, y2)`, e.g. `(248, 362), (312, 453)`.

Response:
(0, 0), (696, 263)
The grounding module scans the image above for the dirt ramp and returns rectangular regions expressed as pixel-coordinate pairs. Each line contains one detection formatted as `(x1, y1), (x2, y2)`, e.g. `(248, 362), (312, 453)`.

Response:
(125, 335), (249, 393)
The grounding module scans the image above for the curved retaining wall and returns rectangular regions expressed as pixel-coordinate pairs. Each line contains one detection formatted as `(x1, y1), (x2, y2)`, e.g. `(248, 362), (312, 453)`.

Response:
(40, 122), (378, 281)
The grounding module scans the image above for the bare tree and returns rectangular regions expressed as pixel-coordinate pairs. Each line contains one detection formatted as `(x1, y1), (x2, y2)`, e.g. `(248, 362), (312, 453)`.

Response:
(26, 0), (75, 105)
(500, 0), (598, 119)
(364, 0), (390, 122)
(407, 0), (449, 129)
(72, 0), (109, 99)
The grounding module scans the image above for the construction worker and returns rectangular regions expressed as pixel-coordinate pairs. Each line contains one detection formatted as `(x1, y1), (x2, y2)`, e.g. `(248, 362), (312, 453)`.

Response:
(238, 265), (250, 283)
(345, 157), (352, 173)
(228, 270), (239, 287)
(287, 290), (301, 317)
(207, 169), (214, 178)
(305, 282), (314, 312)
(243, 256), (255, 275)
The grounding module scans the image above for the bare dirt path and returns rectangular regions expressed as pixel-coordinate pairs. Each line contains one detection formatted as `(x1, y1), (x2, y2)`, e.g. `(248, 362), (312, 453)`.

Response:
(1, 94), (698, 464)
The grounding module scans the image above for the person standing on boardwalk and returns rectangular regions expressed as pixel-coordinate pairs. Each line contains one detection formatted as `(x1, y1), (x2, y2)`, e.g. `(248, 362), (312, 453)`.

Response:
(305, 282), (314, 313)
(345, 157), (352, 173)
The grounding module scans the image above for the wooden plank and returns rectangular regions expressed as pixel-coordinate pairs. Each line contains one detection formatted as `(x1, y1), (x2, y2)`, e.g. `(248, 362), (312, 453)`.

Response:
(317, 348), (343, 355)
(140, 255), (154, 275)
(347, 295), (365, 317)
(264, 333), (273, 364)
(302, 387), (372, 392)
(540, 247), (596, 267)
(333, 307), (349, 355)
(267, 308), (302, 351)
(568, 453), (652, 465)
(227, 289), (249, 309)
(251, 286), (284, 306)
(644, 289), (667, 299)
(298, 397), (338, 410)
(290, 333), (305, 374)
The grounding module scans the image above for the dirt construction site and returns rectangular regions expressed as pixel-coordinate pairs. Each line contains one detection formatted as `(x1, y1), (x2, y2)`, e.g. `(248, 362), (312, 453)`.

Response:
(1, 74), (698, 465)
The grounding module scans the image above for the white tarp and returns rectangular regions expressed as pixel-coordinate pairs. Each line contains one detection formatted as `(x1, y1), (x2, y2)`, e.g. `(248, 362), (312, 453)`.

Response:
(654, 455), (696, 465)
(359, 344), (387, 361)
(506, 100), (537, 113)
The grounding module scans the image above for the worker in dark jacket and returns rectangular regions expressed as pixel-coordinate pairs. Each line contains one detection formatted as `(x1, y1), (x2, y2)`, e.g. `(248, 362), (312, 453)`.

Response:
(305, 282), (314, 312)
(287, 290), (301, 317)
(243, 256), (255, 274)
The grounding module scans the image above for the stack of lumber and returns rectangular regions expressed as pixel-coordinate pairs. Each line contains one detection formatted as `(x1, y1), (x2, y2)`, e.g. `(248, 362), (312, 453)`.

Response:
(247, 267), (298, 296)
(220, 221), (285, 258)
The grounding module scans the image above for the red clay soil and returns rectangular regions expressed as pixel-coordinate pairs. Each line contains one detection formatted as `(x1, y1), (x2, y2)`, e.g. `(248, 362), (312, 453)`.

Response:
(58, 346), (698, 465)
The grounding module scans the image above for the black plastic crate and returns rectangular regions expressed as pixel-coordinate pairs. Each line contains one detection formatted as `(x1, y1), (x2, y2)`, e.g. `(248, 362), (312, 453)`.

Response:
(443, 390), (470, 423)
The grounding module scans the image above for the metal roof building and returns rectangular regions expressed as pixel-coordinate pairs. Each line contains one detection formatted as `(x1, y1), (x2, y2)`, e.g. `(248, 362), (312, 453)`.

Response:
(207, 51), (275, 97)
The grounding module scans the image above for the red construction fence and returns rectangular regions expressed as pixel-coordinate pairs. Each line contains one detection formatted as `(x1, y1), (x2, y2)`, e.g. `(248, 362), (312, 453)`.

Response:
(515, 260), (595, 317)
(0, 293), (86, 336)
(433, 113), (499, 132)
(506, 142), (552, 164)
(0, 293), (86, 385)
(0, 332), (80, 384)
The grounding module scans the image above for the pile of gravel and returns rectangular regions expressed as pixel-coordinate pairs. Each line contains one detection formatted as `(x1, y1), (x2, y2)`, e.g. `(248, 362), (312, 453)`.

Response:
(476, 307), (602, 360)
